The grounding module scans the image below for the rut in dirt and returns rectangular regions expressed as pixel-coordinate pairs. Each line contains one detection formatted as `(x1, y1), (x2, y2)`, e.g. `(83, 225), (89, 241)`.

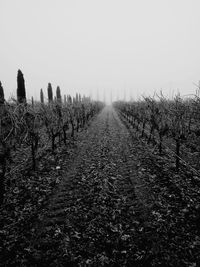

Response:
(27, 106), (151, 266)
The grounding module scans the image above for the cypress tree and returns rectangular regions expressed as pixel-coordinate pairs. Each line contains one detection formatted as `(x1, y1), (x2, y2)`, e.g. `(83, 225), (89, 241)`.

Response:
(47, 83), (53, 102)
(31, 96), (34, 107)
(79, 93), (81, 102)
(17, 69), (26, 103)
(67, 95), (72, 104)
(40, 88), (44, 104)
(0, 81), (5, 104)
(64, 94), (67, 105)
(56, 86), (61, 103)
(76, 93), (79, 102)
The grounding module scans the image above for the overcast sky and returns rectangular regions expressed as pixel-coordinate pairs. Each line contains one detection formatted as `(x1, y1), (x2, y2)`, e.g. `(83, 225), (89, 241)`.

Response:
(1, 0), (200, 102)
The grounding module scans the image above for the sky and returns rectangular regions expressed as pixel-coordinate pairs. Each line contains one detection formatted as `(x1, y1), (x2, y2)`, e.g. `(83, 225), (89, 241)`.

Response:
(1, 0), (200, 103)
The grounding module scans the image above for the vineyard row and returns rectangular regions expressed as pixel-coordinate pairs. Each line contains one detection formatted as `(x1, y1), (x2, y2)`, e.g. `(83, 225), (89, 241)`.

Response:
(114, 94), (200, 176)
(0, 70), (104, 203)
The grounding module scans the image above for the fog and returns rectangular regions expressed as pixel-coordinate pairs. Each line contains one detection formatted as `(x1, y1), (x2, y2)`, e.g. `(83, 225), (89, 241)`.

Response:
(1, 0), (200, 103)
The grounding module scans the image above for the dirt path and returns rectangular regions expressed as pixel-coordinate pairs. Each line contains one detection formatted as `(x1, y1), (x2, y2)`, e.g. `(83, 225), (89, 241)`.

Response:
(23, 106), (152, 266)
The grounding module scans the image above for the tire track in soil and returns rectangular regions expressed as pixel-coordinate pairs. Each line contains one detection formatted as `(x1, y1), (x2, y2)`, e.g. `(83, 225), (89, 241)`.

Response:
(28, 106), (152, 266)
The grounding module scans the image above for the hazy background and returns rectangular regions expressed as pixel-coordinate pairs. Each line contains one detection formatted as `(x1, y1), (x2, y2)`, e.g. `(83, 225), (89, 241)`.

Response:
(1, 0), (200, 103)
